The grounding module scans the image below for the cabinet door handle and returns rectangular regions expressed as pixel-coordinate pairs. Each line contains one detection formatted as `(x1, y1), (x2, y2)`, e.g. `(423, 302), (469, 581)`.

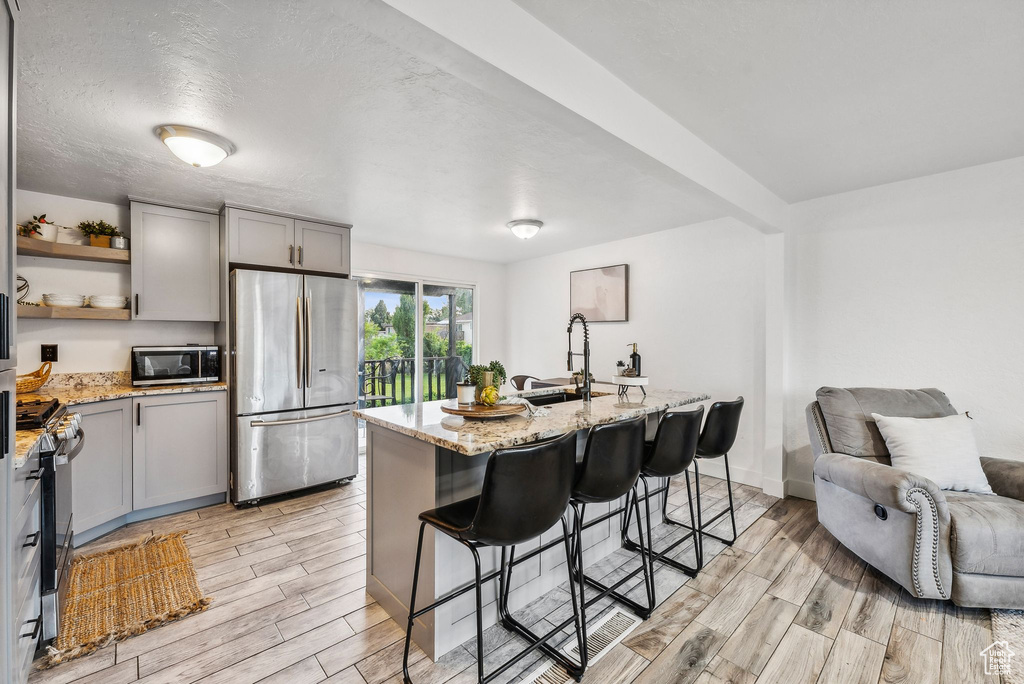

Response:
(137, 403), (142, 427)
(135, 293), (140, 316)
(24, 468), (42, 481)
(1, 389), (9, 457)
(21, 616), (42, 640)
(298, 245), (303, 266)
(289, 244), (294, 265)
(23, 531), (40, 548)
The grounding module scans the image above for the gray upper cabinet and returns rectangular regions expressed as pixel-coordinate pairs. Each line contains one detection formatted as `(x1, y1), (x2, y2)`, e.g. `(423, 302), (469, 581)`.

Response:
(227, 208), (296, 269)
(130, 202), (220, 321)
(72, 399), (132, 535)
(296, 220), (351, 275)
(133, 392), (228, 510)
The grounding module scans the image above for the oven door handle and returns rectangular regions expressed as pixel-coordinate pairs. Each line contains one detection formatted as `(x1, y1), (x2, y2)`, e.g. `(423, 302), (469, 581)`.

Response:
(58, 428), (86, 465)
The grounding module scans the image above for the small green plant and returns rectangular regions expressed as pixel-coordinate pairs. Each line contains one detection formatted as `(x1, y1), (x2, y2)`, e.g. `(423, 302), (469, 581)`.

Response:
(77, 220), (120, 237)
(616, 360), (626, 367)
(468, 360), (507, 391)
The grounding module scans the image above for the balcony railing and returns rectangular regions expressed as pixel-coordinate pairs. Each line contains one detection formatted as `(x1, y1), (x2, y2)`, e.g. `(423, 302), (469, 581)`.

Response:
(360, 355), (470, 407)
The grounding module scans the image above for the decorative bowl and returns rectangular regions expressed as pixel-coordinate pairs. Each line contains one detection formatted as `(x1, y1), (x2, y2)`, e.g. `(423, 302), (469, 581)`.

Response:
(42, 293), (86, 308)
(87, 295), (129, 309)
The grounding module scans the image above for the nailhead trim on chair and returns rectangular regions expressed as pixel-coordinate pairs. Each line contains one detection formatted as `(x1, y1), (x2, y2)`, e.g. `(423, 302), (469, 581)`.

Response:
(811, 406), (831, 455)
(906, 487), (949, 600)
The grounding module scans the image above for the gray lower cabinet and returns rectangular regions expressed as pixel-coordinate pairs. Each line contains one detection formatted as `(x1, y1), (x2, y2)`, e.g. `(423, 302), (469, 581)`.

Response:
(72, 399), (132, 532)
(133, 392), (228, 510)
(130, 201), (221, 321)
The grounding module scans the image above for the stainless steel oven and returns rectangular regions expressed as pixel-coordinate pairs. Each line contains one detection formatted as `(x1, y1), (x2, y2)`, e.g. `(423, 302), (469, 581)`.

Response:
(38, 407), (84, 643)
(131, 345), (221, 387)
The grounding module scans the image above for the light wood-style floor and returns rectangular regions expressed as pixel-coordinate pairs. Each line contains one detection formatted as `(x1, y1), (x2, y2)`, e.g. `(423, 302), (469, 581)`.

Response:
(29, 463), (997, 684)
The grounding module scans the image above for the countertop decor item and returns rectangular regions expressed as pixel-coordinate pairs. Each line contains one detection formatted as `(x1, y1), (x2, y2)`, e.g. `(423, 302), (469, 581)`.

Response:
(39, 532), (211, 668)
(16, 361), (52, 394)
(456, 381), (476, 405)
(77, 220), (120, 248)
(440, 399), (526, 419)
(569, 264), (628, 322)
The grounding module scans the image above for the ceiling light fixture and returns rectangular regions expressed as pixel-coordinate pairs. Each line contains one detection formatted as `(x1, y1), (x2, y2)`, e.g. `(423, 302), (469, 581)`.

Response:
(507, 219), (543, 240)
(154, 124), (236, 167)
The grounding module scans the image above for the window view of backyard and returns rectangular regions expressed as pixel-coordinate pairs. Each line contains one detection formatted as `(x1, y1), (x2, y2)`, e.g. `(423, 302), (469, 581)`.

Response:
(359, 278), (474, 406)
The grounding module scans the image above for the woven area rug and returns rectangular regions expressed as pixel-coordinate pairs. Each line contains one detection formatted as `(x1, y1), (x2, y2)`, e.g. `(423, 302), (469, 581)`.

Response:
(41, 531), (212, 668)
(992, 610), (1024, 684)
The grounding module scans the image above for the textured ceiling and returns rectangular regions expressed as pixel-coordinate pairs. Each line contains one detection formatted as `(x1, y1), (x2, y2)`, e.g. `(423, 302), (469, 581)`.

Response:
(513, 0), (1024, 202)
(16, 1), (730, 262)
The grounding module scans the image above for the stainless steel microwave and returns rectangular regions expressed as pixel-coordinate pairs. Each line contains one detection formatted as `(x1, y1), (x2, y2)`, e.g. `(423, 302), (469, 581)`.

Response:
(131, 345), (221, 386)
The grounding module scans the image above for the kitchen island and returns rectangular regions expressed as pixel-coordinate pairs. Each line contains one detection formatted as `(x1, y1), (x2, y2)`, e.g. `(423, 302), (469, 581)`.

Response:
(354, 385), (708, 659)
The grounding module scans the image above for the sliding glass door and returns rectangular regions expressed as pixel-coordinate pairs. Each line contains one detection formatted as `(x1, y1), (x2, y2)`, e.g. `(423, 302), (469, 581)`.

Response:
(422, 283), (475, 401)
(357, 277), (476, 408)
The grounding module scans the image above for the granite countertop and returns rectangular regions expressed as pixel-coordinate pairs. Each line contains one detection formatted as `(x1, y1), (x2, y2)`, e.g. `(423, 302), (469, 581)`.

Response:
(354, 384), (709, 456)
(12, 373), (228, 469)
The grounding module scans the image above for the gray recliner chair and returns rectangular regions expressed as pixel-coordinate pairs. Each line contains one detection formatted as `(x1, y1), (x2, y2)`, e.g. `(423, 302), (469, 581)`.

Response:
(807, 387), (1024, 608)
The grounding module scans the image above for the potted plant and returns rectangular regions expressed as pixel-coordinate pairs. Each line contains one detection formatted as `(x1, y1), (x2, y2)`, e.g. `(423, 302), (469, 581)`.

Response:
(21, 214), (57, 241)
(616, 359), (626, 376)
(77, 220), (120, 248)
(468, 360), (507, 404)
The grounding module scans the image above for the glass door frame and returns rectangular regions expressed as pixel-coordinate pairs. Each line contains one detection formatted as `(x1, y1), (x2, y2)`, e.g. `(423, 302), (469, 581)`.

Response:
(353, 268), (479, 404)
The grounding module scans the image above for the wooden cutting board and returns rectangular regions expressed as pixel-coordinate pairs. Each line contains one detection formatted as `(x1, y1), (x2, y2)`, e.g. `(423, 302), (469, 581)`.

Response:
(439, 400), (526, 419)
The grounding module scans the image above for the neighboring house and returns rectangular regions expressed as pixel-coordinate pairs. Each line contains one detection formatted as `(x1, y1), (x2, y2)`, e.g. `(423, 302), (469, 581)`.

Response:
(426, 312), (473, 343)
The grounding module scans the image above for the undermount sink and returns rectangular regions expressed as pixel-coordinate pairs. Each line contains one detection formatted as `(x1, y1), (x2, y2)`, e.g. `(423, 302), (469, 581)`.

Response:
(526, 389), (612, 406)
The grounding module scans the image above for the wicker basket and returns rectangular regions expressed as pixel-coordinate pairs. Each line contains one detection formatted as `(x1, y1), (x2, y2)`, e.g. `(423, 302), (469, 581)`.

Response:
(17, 362), (52, 394)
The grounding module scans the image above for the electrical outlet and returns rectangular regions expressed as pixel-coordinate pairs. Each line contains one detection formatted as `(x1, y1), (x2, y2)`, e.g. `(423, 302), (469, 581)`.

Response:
(41, 344), (58, 362)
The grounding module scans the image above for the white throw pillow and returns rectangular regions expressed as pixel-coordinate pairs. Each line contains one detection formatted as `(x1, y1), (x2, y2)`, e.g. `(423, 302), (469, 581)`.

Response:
(871, 413), (992, 494)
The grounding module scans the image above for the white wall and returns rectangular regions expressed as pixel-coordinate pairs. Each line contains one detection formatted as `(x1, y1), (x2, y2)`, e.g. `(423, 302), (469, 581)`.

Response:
(505, 217), (768, 486)
(783, 156), (1024, 491)
(351, 241), (507, 364)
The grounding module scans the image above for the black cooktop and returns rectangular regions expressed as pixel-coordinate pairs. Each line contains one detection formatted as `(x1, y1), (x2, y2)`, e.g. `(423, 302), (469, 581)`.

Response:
(16, 397), (61, 429)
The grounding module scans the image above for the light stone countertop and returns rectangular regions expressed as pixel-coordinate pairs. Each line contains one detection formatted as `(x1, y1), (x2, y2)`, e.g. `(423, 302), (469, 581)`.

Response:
(354, 384), (709, 456)
(12, 380), (227, 469)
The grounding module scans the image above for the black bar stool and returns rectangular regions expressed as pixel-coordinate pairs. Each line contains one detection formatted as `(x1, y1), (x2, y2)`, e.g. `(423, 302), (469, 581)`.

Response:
(560, 415), (652, 665)
(401, 431), (585, 684)
(622, 406), (704, 591)
(684, 397), (745, 549)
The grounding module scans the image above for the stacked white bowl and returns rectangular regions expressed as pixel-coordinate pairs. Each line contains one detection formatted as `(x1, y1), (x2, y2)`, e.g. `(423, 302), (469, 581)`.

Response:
(42, 293), (86, 308)
(87, 295), (129, 310)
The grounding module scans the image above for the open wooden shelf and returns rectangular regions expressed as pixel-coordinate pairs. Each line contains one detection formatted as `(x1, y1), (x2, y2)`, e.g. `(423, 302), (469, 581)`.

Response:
(18, 304), (131, 320)
(17, 236), (130, 264)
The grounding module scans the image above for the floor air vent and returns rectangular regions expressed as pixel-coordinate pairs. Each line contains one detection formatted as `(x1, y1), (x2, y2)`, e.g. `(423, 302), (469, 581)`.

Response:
(521, 607), (641, 684)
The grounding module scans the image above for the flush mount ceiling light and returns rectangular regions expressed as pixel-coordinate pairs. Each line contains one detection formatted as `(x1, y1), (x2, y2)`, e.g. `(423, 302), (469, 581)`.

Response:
(507, 219), (543, 240)
(154, 124), (236, 167)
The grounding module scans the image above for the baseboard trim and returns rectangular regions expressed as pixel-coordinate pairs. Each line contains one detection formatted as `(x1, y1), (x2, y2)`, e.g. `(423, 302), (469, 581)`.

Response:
(695, 460), (762, 489)
(785, 478), (816, 501)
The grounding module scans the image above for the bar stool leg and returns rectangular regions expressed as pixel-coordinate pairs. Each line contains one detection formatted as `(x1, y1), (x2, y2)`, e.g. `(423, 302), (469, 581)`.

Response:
(683, 468), (703, 569)
(571, 504), (588, 664)
(402, 522), (428, 684)
(470, 545), (485, 684)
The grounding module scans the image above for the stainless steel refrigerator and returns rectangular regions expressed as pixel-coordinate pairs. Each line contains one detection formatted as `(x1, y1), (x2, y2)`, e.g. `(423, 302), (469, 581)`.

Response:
(231, 269), (358, 503)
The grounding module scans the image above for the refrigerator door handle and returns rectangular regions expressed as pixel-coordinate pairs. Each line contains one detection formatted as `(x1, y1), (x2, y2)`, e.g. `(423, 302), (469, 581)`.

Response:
(250, 408), (351, 428)
(305, 294), (313, 386)
(295, 296), (304, 389)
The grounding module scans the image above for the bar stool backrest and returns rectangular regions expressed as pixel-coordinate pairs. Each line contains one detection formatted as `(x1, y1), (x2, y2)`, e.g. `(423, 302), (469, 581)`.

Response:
(573, 415), (647, 503)
(696, 397), (744, 457)
(643, 406), (704, 478)
(469, 430), (578, 546)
